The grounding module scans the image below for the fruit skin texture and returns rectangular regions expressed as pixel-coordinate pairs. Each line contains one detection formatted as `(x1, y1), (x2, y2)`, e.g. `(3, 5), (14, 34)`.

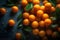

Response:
(32, 29), (39, 35)
(11, 6), (19, 13)
(21, 0), (28, 6)
(33, 4), (40, 11)
(56, 4), (60, 8)
(43, 0), (48, 5)
(8, 19), (15, 26)
(23, 19), (30, 26)
(29, 15), (36, 22)
(42, 13), (49, 20)
(39, 30), (45, 37)
(0, 8), (6, 14)
(40, 6), (45, 11)
(23, 12), (29, 19)
(51, 7), (56, 12)
(44, 2), (52, 10)
(33, 0), (40, 4)
(39, 21), (45, 27)
(45, 2), (52, 7)
(44, 19), (52, 26)
(16, 33), (22, 39)
(37, 10), (44, 17)
(32, 21), (39, 28)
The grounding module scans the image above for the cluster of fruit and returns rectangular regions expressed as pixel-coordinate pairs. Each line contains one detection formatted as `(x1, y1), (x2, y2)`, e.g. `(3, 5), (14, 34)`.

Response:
(0, 6), (22, 39)
(0, 0), (60, 40)
(22, 0), (53, 36)
(22, 0), (60, 40)
(0, 6), (19, 26)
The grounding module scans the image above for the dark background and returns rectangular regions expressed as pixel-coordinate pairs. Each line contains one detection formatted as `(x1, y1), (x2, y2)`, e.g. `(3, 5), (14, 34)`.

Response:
(0, 0), (23, 40)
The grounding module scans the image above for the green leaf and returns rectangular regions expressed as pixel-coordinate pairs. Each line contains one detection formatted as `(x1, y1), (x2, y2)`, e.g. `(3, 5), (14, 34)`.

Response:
(7, 0), (13, 4)
(49, 0), (56, 6)
(24, 27), (32, 32)
(55, 8), (60, 20)
(17, 24), (23, 29)
(17, 8), (23, 21)
(17, 19), (23, 26)
(25, 3), (33, 11)
(50, 17), (56, 21)
(21, 34), (26, 40)
(17, 13), (22, 21)
(56, 8), (60, 14)
(51, 24), (58, 28)
(6, 4), (15, 7)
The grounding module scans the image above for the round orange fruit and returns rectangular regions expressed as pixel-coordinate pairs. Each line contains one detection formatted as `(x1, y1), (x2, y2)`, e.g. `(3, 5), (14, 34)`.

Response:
(37, 10), (44, 17)
(39, 30), (45, 37)
(23, 19), (30, 26)
(32, 21), (39, 28)
(39, 21), (45, 27)
(32, 29), (39, 35)
(40, 5), (45, 11)
(45, 2), (52, 7)
(8, 19), (15, 26)
(33, 4), (40, 11)
(51, 6), (56, 12)
(29, 15), (36, 22)
(44, 19), (52, 26)
(43, 0), (48, 5)
(33, 0), (40, 4)
(23, 12), (29, 19)
(56, 4), (60, 8)
(21, 0), (28, 6)
(0, 8), (6, 14)
(42, 13), (49, 20)
(11, 6), (18, 13)
(44, 2), (52, 10)
(16, 33), (22, 39)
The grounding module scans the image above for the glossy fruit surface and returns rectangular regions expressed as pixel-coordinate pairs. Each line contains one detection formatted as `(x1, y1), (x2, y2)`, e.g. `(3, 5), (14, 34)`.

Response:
(39, 30), (45, 37)
(23, 19), (30, 26)
(0, 8), (6, 14)
(32, 29), (39, 35)
(16, 33), (22, 39)
(8, 19), (15, 26)
(29, 15), (36, 22)
(23, 12), (29, 19)
(11, 6), (19, 13)
(32, 21), (39, 28)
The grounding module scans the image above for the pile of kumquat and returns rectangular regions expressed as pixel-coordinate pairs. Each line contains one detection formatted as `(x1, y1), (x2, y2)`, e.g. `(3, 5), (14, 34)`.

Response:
(22, 0), (60, 39)
(0, 0), (60, 40)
